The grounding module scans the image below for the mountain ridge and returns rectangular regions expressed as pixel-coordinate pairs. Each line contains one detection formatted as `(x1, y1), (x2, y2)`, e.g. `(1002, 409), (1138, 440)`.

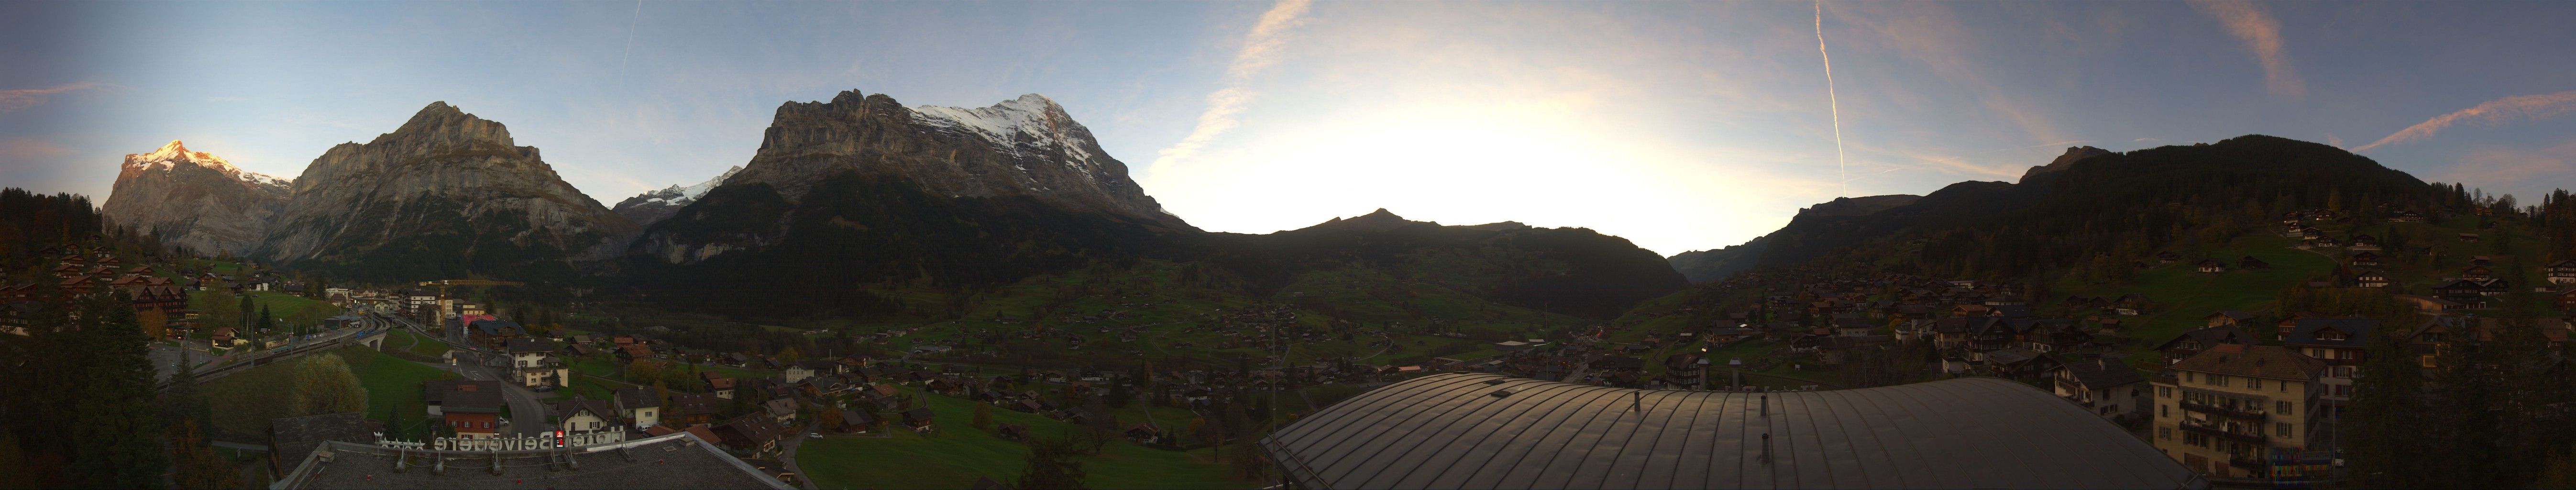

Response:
(100, 140), (293, 256)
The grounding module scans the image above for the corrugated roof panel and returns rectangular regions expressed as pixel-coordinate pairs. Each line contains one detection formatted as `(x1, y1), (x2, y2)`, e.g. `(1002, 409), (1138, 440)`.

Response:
(1263, 374), (2206, 490)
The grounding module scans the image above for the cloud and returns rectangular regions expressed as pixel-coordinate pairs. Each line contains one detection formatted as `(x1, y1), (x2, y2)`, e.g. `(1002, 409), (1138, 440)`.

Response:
(1149, 0), (1312, 173)
(0, 82), (99, 112)
(0, 138), (73, 162)
(2189, 0), (2304, 99)
(2354, 90), (2576, 152)
(2439, 140), (2576, 187)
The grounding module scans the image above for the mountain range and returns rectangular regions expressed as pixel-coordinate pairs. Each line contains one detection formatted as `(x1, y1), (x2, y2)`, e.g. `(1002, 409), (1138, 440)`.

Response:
(103, 90), (1684, 321)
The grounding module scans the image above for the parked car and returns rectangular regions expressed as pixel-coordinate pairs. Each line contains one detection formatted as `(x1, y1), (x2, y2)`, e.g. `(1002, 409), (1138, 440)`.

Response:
(807, 432), (823, 439)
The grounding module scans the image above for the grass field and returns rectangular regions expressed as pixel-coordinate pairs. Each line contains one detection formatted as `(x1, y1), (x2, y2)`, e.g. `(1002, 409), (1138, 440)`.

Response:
(2076, 234), (2337, 364)
(202, 346), (455, 438)
(796, 387), (1254, 490)
(385, 328), (451, 358)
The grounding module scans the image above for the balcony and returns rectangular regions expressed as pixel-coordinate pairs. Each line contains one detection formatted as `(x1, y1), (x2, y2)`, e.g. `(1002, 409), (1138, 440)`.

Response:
(2229, 455), (2269, 469)
(2180, 419), (2268, 444)
(2179, 399), (2268, 419)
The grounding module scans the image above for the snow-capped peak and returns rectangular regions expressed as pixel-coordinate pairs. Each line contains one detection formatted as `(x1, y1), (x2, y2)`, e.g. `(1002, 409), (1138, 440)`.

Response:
(907, 94), (1106, 177)
(620, 165), (744, 210)
(123, 140), (291, 188)
(682, 165), (745, 201)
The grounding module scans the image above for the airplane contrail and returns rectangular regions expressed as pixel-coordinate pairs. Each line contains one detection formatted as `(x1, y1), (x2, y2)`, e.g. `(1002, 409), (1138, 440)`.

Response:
(1815, 1), (1848, 197)
(618, 1), (641, 78)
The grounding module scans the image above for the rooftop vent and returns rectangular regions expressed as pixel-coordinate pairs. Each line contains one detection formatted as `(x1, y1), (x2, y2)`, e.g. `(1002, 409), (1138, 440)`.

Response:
(1484, 379), (1508, 385)
(1489, 390), (1513, 398)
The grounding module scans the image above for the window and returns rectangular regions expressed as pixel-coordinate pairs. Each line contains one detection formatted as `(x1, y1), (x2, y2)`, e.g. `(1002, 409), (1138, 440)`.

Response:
(2161, 405), (2169, 417)
(2277, 423), (2293, 438)
(2210, 375), (2229, 387)
(2248, 378), (2262, 390)
(2160, 386), (2174, 398)
(2159, 427), (2174, 440)
(2278, 401), (2292, 414)
(2185, 372), (2196, 382)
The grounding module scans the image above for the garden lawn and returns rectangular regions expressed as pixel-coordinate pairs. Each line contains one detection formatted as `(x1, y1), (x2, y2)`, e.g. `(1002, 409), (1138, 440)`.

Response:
(797, 388), (1252, 490)
(201, 346), (455, 438)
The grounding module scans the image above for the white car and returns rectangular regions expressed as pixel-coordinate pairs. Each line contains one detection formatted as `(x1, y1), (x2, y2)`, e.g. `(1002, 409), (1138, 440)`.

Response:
(807, 432), (823, 439)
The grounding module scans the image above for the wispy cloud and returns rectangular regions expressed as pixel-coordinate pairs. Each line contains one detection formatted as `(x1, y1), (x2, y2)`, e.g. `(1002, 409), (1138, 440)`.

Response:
(2354, 90), (2576, 152)
(2439, 140), (2576, 188)
(0, 138), (73, 162)
(2189, 0), (2304, 99)
(1150, 0), (1312, 173)
(0, 82), (100, 112)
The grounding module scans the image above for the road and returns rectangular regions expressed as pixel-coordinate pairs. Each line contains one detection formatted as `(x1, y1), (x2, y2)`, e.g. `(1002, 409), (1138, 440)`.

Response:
(148, 342), (223, 382)
(774, 418), (822, 490)
(385, 311), (553, 437)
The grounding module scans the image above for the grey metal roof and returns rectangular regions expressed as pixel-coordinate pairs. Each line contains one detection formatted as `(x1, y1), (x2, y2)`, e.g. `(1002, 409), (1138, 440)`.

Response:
(1261, 373), (2205, 490)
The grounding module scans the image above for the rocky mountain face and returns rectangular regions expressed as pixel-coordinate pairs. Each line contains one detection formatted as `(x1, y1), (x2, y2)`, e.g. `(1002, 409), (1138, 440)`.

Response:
(612, 165), (742, 227)
(260, 102), (637, 281)
(100, 141), (292, 256)
(627, 91), (1201, 317)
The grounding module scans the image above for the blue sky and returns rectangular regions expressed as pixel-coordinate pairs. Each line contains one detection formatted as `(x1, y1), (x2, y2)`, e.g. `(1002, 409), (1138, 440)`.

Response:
(4, 1), (2575, 256)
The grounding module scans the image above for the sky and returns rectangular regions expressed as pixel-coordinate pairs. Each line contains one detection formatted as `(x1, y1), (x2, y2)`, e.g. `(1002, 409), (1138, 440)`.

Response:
(5, 1), (2576, 257)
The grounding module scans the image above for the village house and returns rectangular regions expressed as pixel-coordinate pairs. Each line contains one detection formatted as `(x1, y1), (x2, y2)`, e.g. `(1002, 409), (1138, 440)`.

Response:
(713, 415), (792, 456)
(902, 407), (937, 433)
(2155, 326), (2257, 365)
(2053, 356), (2149, 422)
(765, 398), (800, 426)
(668, 393), (722, 427)
(2283, 318), (2373, 418)
(553, 397), (615, 433)
(422, 379), (502, 417)
(2150, 344), (2325, 479)
(505, 338), (569, 388)
(440, 385), (505, 439)
(702, 372), (737, 400)
(614, 386), (662, 428)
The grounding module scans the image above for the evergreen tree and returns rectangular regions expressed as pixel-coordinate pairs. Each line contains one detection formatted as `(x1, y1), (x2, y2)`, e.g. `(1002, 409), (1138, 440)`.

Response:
(162, 359), (210, 430)
(1014, 435), (1089, 490)
(2345, 322), (2427, 487)
(385, 405), (406, 442)
(1106, 375), (1133, 409)
(2426, 333), (2501, 488)
(68, 292), (169, 489)
(169, 420), (242, 490)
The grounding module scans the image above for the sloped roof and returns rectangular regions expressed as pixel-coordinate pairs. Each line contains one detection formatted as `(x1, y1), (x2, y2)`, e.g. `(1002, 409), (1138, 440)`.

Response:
(1262, 373), (2204, 490)
(2059, 357), (2147, 389)
(2169, 344), (2323, 381)
(2285, 318), (2379, 348)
